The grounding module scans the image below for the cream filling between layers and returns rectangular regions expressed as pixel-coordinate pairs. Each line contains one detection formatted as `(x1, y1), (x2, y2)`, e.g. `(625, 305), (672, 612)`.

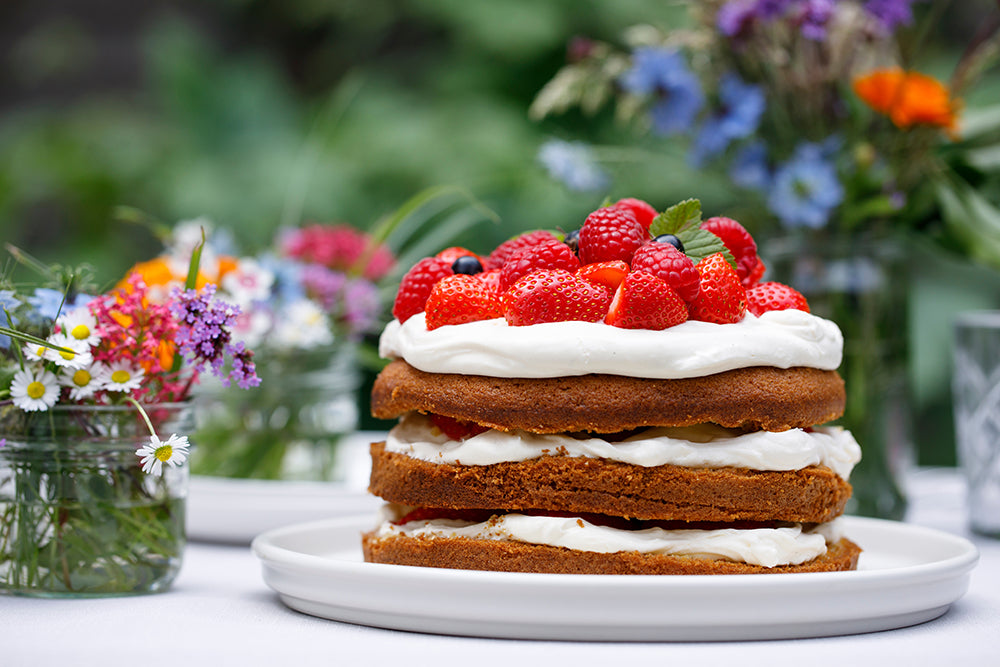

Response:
(375, 505), (843, 568)
(379, 309), (843, 379)
(387, 413), (862, 480)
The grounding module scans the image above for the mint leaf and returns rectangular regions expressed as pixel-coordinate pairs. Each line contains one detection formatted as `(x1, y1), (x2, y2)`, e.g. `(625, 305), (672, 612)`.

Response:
(648, 199), (702, 237)
(677, 229), (737, 268)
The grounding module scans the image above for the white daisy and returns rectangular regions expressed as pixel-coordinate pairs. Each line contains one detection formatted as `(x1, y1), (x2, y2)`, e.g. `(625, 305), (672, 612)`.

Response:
(271, 299), (333, 349)
(57, 306), (100, 346)
(221, 257), (275, 306)
(59, 362), (105, 401)
(10, 367), (60, 412)
(100, 361), (145, 393)
(22, 341), (54, 363)
(45, 333), (93, 369)
(136, 433), (191, 476)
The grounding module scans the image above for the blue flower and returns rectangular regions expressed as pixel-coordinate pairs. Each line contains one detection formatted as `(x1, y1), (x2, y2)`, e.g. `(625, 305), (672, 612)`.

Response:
(689, 73), (765, 165)
(621, 48), (704, 136)
(0, 289), (19, 349)
(767, 142), (844, 229)
(729, 141), (772, 191)
(27, 288), (65, 321)
(537, 139), (609, 192)
(257, 253), (305, 303)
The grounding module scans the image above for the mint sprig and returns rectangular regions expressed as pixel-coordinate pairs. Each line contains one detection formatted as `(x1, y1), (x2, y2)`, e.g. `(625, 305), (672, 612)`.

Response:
(648, 198), (736, 268)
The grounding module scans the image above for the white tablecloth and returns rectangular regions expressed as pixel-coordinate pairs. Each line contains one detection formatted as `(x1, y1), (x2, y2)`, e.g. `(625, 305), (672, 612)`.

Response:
(2, 467), (996, 665)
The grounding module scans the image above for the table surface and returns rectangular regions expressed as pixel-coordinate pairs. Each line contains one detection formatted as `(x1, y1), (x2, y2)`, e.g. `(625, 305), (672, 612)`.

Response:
(2, 466), (996, 665)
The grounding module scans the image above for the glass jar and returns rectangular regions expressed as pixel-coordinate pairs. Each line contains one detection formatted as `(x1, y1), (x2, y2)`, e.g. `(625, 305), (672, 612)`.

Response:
(0, 403), (191, 597)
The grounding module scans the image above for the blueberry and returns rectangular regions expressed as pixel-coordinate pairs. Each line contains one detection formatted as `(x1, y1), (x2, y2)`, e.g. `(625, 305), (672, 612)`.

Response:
(564, 229), (581, 254)
(654, 234), (684, 252)
(451, 255), (483, 275)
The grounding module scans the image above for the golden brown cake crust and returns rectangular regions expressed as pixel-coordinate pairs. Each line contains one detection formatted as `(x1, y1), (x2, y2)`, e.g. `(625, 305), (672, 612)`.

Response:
(368, 442), (852, 523)
(371, 360), (845, 433)
(361, 531), (861, 575)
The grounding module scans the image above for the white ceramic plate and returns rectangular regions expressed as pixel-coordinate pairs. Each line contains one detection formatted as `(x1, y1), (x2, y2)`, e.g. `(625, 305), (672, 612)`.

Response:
(186, 433), (381, 543)
(252, 515), (978, 641)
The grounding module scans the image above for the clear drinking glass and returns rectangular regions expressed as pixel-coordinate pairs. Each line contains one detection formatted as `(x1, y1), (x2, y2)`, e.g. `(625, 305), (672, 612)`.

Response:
(953, 310), (1000, 538)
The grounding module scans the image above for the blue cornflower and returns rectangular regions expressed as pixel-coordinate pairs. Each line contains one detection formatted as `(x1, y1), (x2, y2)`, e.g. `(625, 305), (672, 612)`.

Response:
(689, 73), (765, 165)
(621, 48), (704, 136)
(258, 253), (306, 303)
(27, 288), (65, 321)
(729, 141), (772, 191)
(864, 0), (921, 32)
(537, 139), (609, 192)
(767, 142), (844, 229)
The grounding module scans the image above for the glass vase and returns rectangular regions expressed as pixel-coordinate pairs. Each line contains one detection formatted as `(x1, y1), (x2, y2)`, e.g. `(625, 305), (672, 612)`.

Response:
(0, 403), (191, 597)
(191, 341), (360, 481)
(768, 233), (912, 520)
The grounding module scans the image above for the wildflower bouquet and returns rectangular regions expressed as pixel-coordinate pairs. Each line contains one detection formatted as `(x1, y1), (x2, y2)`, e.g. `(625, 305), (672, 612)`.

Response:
(0, 247), (258, 595)
(126, 219), (395, 481)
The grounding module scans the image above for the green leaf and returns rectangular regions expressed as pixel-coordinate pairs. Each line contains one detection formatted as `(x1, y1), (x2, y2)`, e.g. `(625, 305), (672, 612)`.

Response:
(648, 198), (702, 237)
(184, 227), (205, 290)
(676, 229), (735, 267)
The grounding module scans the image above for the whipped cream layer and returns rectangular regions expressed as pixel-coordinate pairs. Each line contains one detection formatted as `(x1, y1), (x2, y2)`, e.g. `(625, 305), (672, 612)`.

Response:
(375, 505), (842, 568)
(388, 413), (861, 480)
(379, 309), (842, 379)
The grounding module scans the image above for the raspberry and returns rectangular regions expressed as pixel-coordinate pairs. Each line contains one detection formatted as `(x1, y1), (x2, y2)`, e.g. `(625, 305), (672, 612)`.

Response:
(630, 242), (701, 303)
(613, 198), (658, 231)
(745, 282), (810, 316)
(605, 271), (688, 330)
(392, 257), (454, 323)
(687, 253), (747, 324)
(576, 260), (630, 294)
(502, 269), (611, 326)
(578, 206), (648, 265)
(423, 274), (503, 330)
(499, 239), (580, 293)
(429, 413), (489, 441)
(485, 230), (558, 270)
(700, 216), (759, 284)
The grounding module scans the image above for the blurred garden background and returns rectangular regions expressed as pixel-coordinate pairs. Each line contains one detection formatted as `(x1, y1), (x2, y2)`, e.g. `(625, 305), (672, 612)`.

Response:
(2, 0), (1000, 466)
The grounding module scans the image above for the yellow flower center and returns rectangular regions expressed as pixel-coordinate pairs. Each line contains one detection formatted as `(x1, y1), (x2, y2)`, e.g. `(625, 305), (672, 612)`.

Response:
(36, 346), (46, 357)
(26, 381), (46, 399)
(111, 370), (131, 384)
(70, 324), (90, 340)
(59, 349), (76, 361)
(154, 445), (174, 463)
(72, 369), (92, 387)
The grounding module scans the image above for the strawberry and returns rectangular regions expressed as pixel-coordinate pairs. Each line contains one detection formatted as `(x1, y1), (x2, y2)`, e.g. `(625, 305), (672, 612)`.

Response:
(392, 257), (454, 323)
(613, 197), (658, 231)
(576, 260), (630, 294)
(605, 271), (688, 330)
(423, 274), (503, 330)
(502, 269), (611, 326)
(429, 413), (490, 441)
(485, 230), (558, 270)
(629, 242), (701, 303)
(474, 268), (503, 295)
(743, 257), (766, 288)
(394, 507), (494, 525)
(578, 206), (647, 265)
(700, 216), (759, 284)
(499, 238), (580, 292)
(688, 253), (748, 324)
(436, 246), (482, 265)
(745, 282), (810, 316)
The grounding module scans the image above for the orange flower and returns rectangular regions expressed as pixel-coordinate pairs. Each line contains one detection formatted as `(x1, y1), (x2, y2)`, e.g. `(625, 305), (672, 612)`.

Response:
(853, 68), (961, 134)
(117, 256), (211, 294)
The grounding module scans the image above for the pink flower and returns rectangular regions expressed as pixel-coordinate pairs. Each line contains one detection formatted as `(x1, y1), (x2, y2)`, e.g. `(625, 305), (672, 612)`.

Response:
(279, 224), (395, 281)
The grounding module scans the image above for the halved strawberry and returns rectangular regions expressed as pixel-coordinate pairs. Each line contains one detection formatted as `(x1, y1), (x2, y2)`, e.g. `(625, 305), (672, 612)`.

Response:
(423, 274), (503, 330)
(743, 257), (766, 288)
(502, 269), (611, 326)
(745, 281), (810, 316)
(605, 271), (688, 330)
(576, 260), (630, 294)
(499, 238), (580, 292)
(687, 253), (748, 324)
(701, 216), (759, 284)
(394, 507), (494, 525)
(392, 257), (454, 323)
(429, 413), (490, 441)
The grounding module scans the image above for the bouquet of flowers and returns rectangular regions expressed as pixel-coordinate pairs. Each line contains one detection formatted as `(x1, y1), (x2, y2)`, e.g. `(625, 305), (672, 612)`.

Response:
(0, 245), (258, 595)
(124, 218), (396, 481)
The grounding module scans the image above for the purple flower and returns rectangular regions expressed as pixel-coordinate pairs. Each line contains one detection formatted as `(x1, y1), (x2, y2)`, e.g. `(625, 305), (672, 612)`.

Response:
(729, 141), (772, 190)
(717, 0), (795, 36)
(537, 139), (609, 192)
(864, 0), (921, 32)
(689, 73), (765, 165)
(621, 48), (704, 136)
(341, 279), (382, 338)
(798, 0), (836, 40)
(767, 142), (844, 229)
